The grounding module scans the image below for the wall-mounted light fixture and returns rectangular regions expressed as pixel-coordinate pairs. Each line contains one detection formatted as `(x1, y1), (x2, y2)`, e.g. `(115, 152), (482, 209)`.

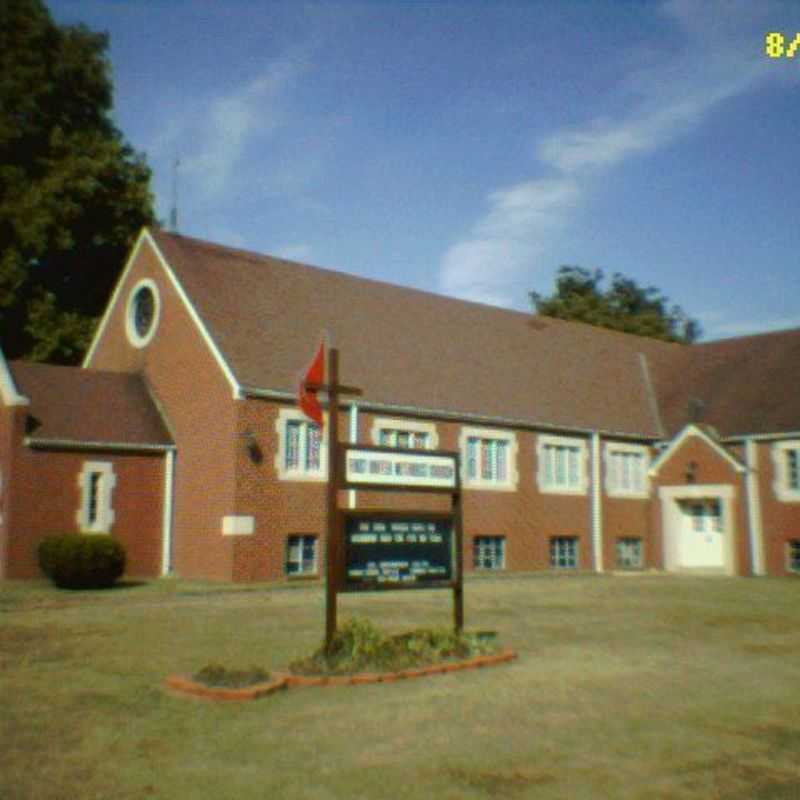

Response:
(241, 429), (263, 465)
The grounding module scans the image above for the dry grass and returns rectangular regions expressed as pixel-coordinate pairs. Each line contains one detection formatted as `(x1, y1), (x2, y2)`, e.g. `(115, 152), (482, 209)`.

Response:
(1, 574), (800, 799)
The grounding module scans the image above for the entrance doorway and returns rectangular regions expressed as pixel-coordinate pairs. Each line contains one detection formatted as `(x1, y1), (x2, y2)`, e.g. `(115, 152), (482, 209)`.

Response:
(659, 485), (735, 575)
(678, 499), (724, 568)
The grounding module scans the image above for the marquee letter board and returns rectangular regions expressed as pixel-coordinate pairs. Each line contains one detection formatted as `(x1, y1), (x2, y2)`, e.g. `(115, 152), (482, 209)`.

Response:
(342, 512), (455, 591)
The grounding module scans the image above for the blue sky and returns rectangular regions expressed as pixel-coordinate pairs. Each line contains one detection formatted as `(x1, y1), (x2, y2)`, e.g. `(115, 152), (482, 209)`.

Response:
(49, 0), (800, 340)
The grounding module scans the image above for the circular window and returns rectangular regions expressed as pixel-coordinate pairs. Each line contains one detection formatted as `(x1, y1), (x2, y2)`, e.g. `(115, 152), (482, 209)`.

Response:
(125, 279), (160, 348)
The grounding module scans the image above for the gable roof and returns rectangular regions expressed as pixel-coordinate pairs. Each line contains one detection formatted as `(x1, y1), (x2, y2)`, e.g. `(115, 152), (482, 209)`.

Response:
(9, 361), (173, 450)
(149, 229), (680, 439)
(649, 424), (746, 477)
(655, 328), (800, 438)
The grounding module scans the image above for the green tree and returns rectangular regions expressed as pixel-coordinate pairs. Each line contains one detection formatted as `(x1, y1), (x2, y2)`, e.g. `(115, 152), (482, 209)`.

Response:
(0, 0), (154, 363)
(529, 266), (700, 344)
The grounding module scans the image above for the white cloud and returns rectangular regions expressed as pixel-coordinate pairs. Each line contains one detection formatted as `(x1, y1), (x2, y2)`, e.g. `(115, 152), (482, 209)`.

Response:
(438, 0), (795, 309)
(182, 52), (309, 199)
(440, 179), (579, 305)
(151, 49), (311, 208)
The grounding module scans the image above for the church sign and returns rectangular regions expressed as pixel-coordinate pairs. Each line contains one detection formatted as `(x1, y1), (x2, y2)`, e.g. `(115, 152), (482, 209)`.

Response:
(343, 446), (457, 491)
(342, 512), (455, 590)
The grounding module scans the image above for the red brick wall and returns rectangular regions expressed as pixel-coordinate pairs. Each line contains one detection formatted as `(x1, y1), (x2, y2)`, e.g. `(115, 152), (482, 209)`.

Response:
(0, 405), (24, 578)
(756, 441), (800, 576)
(603, 496), (653, 571)
(228, 401), (627, 581)
(6, 444), (164, 579)
(86, 236), (238, 580)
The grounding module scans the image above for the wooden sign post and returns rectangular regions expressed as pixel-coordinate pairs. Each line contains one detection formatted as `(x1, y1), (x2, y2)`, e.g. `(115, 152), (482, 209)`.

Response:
(301, 345), (464, 653)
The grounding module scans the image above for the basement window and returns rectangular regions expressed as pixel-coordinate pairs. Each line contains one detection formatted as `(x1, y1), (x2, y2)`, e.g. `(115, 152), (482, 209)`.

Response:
(473, 536), (506, 570)
(550, 536), (579, 569)
(616, 538), (643, 569)
(286, 535), (317, 576)
(787, 540), (800, 574)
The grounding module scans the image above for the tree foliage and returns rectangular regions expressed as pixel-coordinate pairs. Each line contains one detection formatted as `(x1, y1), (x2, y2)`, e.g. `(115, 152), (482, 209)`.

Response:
(0, 0), (154, 363)
(529, 266), (701, 344)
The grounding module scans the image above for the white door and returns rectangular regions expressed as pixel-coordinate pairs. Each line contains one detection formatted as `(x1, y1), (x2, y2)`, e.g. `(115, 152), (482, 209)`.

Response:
(679, 499), (724, 568)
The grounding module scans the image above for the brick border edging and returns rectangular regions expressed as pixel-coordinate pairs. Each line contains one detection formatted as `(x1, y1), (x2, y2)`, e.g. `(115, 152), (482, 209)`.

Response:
(165, 649), (517, 701)
(164, 674), (288, 701)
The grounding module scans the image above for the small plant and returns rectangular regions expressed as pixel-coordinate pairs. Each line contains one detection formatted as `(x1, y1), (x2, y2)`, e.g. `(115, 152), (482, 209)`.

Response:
(192, 663), (271, 688)
(37, 533), (126, 590)
(290, 617), (499, 675)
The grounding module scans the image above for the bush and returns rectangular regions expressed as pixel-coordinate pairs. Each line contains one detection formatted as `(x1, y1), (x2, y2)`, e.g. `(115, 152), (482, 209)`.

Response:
(37, 534), (126, 589)
(290, 616), (499, 675)
(192, 664), (271, 688)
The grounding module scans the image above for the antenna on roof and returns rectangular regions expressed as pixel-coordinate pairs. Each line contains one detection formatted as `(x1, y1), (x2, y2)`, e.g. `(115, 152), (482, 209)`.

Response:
(169, 156), (180, 232)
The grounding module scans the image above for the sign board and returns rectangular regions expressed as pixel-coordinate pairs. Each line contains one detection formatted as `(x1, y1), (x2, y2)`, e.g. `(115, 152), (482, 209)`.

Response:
(343, 446), (457, 491)
(342, 513), (455, 591)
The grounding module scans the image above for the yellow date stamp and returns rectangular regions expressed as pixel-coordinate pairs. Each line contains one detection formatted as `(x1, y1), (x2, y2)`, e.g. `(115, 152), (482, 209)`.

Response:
(765, 32), (800, 58)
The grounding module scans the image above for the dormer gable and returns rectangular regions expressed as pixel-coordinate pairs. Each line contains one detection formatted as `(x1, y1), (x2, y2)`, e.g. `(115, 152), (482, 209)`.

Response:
(83, 227), (241, 400)
(649, 424), (746, 482)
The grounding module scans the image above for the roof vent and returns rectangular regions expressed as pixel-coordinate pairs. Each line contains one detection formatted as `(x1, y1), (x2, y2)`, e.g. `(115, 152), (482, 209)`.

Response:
(687, 396), (705, 422)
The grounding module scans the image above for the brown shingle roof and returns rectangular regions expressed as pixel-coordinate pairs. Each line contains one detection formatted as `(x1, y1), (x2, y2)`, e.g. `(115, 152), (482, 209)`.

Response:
(9, 361), (173, 448)
(151, 230), (682, 438)
(147, 230), (800, 440)
(656, 328), (800, 438)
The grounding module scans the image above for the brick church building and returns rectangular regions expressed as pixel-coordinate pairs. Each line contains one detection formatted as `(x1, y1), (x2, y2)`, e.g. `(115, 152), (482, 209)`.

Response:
(2, 228), (798, 581)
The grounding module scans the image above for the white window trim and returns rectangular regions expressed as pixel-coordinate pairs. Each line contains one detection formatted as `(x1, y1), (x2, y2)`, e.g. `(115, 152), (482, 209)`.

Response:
(537, 434), (589, 495)
(370, 417), (439, 449)
(125, 278), (161, 349)
(771, 440), (800, 502)
(76, 461), (116, 533)
(604, 442), (651, 499)
(459, 426), (519, 491)
(274, 408), (328, 482)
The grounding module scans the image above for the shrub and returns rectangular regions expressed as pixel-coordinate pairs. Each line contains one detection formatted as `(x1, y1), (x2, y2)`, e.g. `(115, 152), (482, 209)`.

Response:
(192, 664), (271, 688)
(290, 616), (499, 675)
(37, 533), (126, 589)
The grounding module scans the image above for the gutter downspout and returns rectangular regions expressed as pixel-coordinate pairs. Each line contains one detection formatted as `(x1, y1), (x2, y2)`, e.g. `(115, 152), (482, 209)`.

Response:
(348, 403), (358, 509)
(161, 450), (175, 576)
(591, 432), (604, 573)
(744, 438), (765, 576)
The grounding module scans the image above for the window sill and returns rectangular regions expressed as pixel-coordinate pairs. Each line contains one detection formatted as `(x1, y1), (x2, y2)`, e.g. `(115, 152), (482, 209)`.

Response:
(277, 472), (327, 483)
(538, 485), (587, 496)
(606, 490), (650, 500)
(464, 481), (516, 492)
(774, 489), (800, 503)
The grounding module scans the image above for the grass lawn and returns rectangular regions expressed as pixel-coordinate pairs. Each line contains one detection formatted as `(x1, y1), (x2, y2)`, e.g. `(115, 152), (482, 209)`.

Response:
(2, 573), (799, 800)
